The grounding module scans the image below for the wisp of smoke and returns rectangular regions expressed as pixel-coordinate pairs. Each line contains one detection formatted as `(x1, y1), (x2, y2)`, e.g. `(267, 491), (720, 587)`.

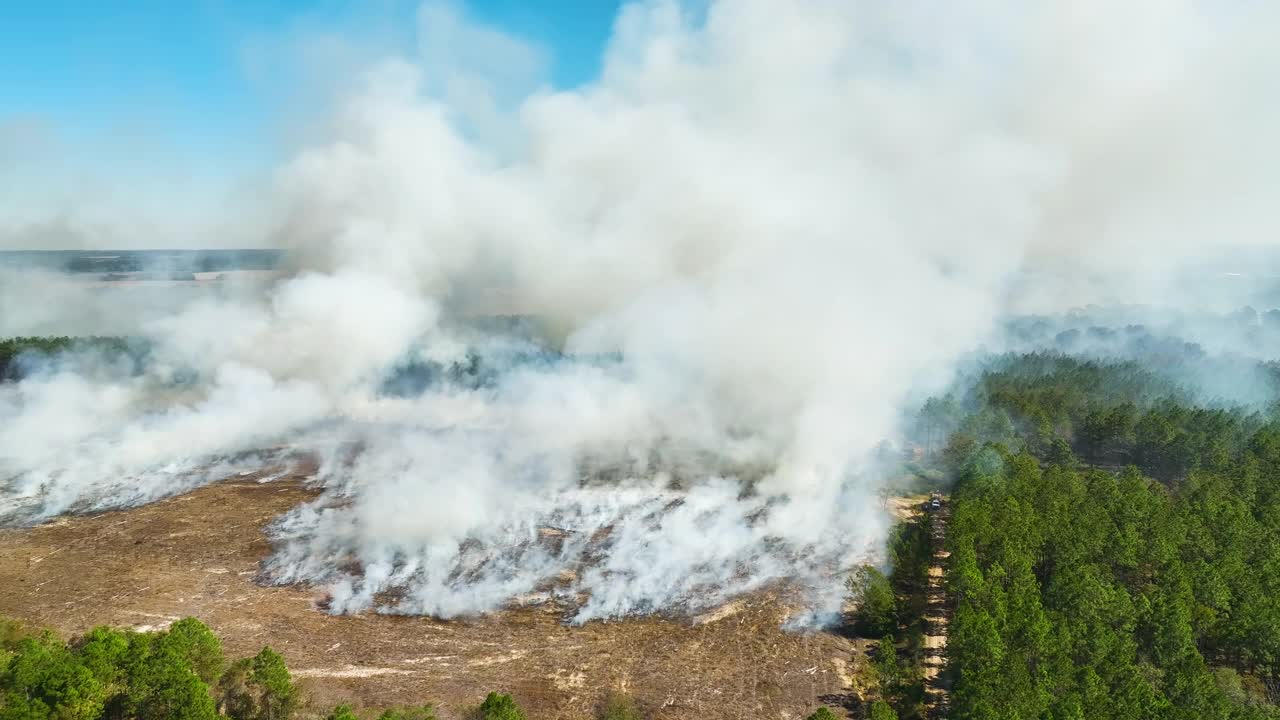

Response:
(1, 0), (1278, 624)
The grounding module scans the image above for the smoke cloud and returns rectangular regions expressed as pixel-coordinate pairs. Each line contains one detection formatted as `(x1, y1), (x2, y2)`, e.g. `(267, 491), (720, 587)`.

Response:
(2, 0), (1278, 623)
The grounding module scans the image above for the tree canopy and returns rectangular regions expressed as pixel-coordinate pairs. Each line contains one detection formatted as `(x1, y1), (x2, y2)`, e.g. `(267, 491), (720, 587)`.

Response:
(928, 353), (1280, 719)
(0, 619), (294, 720)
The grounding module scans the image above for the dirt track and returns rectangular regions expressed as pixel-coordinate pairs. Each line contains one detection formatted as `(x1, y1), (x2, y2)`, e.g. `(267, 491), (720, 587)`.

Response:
(923, 504), (950, 718)
(0, 473), (856, 719)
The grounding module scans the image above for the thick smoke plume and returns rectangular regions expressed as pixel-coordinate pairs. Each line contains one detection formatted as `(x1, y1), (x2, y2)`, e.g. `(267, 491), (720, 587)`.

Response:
(2, 0), (1278, 622)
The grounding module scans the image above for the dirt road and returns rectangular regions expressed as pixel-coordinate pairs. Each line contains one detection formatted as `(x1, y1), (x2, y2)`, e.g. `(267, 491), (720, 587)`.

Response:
(923, 503), (950, 718)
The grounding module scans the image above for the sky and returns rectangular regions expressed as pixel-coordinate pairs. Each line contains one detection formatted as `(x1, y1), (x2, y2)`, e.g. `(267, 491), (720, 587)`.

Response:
(0, 0), (622, 169)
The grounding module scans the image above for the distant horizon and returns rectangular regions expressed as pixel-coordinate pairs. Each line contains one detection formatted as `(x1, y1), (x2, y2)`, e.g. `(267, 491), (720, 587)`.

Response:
(0, 247), (284, 274)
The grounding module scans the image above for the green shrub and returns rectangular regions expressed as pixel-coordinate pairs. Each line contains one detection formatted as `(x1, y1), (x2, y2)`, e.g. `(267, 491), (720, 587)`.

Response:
(846, 565), (897, 636)
(218, 647), (298, 720)
(869, 700), (898, 720)
(476, 692), (526, 720)
(327, 705), (360, 720)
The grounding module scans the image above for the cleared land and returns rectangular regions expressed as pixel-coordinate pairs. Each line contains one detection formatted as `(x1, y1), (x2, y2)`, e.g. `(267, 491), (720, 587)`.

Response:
(0, 471), (857, 719)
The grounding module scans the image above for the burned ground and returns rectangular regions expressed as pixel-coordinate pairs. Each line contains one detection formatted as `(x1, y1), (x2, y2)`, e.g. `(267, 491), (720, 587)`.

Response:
(0, 472), (859, 719)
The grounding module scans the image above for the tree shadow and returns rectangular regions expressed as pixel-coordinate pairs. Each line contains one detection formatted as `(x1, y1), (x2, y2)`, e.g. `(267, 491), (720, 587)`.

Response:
(817, 692), (866, 718)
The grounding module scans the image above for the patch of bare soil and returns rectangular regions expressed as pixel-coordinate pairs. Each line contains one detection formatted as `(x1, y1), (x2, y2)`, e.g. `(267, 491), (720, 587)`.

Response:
(0, 474), (855, 719)
(885, 495), (929, 522)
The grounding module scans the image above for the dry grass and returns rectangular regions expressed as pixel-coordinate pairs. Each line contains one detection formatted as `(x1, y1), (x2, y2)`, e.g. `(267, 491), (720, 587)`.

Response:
(0, 471), (857, 719)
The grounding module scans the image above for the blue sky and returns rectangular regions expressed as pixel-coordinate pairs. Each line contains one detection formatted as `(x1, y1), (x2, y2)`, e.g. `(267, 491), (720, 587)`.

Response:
(0, 0), (623, 162)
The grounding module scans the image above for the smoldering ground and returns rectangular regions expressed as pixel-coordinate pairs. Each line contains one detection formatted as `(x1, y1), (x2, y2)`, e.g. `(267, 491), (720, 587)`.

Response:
(2, 0), (1279, 624)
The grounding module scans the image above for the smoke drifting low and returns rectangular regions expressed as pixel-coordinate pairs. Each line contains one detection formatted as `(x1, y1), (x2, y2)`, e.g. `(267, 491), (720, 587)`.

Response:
(2, 1), (1278, 622)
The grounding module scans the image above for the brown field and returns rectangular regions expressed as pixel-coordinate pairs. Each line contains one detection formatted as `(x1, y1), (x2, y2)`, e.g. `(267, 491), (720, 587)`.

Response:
(0, 472), (864, 719)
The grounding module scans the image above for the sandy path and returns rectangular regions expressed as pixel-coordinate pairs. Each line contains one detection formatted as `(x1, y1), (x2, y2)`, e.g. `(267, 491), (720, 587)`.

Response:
(922, 504), (950, 718)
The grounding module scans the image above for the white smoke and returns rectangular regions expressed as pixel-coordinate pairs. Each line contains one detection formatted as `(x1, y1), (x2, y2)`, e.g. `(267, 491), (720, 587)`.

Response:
(2, 0), (1278, 622)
